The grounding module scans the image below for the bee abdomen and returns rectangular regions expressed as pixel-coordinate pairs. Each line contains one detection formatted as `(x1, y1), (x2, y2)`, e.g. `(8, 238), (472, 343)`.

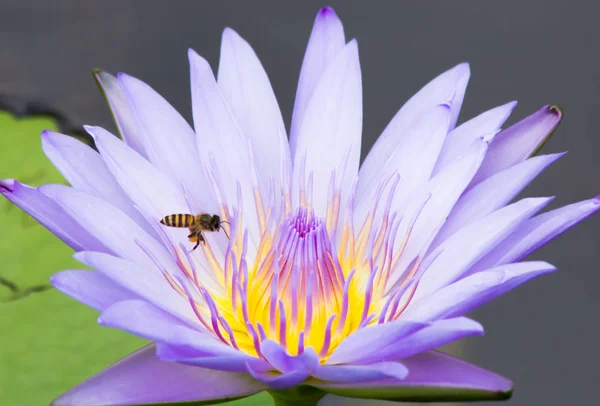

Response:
(160, 214), (195, 228)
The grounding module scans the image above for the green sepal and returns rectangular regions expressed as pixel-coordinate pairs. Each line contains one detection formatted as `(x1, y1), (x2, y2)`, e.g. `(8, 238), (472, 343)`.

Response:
(310, 382), (512, 403)
(268, 386), (326, 406)
(529, 104), (563, 158)
(92, 68), (126, 141)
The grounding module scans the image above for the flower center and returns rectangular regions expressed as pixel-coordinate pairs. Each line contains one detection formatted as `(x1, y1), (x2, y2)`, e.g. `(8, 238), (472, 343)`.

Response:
(219, 207), (347, 358)
(160, 174), (422, 362)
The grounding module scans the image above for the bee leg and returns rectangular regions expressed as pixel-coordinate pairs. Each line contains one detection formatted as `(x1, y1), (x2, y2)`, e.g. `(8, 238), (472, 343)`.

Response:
(192, 238), (201, 251)
(191, 234), (206, 251)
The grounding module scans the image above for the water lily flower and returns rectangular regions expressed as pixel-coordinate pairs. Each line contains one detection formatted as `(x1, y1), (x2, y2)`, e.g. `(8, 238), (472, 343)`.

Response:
(2, 7), (598, 406)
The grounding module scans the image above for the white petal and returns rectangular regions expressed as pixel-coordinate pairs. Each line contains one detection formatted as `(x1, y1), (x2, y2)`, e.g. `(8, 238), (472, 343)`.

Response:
(41, 130), (154, 236)
(386, 138), (488, 291)
(188, 49), (260, 252)
(118, 73), (215, 213)
(40, 184), (173, 270)
(94, 70), (145, 156)
(290, 7), (346, 159)
(77, 252), (198, 327)
(358, 63), (470, 199)
(416, 197), (553, 298)
(402, 261), (556, 322)
(218, 28), (290, 193)
(292, 39), (362, 218)
(471, 197), (600, 273)
(353, 317), (484, 364)
(432, 153), (564, 247)
(433, 101), (517, 175)
(85, 125), (193, 249)
(355, 104), (451, 223)
(51, 269), (137, 312)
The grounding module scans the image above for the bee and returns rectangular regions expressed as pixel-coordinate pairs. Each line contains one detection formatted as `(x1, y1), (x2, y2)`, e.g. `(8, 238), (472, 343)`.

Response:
(160, 213), (229, 250)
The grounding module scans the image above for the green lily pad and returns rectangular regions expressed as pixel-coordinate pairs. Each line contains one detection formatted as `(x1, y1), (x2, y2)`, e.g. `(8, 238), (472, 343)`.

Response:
(0, 108), (144, 404)
(0, 107), (271, 405)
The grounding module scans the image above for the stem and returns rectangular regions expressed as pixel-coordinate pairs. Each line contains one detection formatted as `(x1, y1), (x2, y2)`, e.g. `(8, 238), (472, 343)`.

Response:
(268, 386), (326, 406)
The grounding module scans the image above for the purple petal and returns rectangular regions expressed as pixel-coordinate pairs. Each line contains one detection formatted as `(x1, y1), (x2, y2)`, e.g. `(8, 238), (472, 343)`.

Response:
(217, 28), (290, 193)
(84, 125), (189, 227)
(357, 317), (484, 364)
(358, 63), (470, 199)
(0, 179), (105, 252)
(40, 184), (173, 270)
(50, 270), (137, 311)
(326, 321), (426, 365)
(416, 197), (552, 298)
(117, 73), (215, 212)
(311, 350), (512, 402)
(292, 39), (362, 219)
(99, 300), (238, 358)
(313, 362), (408, 383)
(433, 101), (517, 175)
(93, 70), (145, 157)
(188, 49), (260, 246)
(472, 196), (600, 273)
(290, 7), (345, 159)
(76, 252), (197, 326)
(433, 153), (564, 246)
(355, 104), (451, 222)
(402, 261), (556, 322)
(52, 344), (266, 406)
(471, 104), (562, 186)
(388, 138), (487, 287)
(260, 340), (319, 373)
(41, 130), (154, 236)
(157, 343), (269, 374)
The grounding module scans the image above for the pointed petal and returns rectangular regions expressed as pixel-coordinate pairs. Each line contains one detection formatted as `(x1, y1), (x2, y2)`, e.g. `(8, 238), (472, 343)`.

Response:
(189, 49), (260, 248)
(260, 340), (320, 374)
(40, 184), (172, 269)
(93, 70), (145, 156)
(0, 179), (105, 252)
(158, 343), (269, 374)
(311, 351), (512, 402)
(118, 73), (215, 212)
(99, 300), (236, 358)
(290, 7), (345, 159)
(52, 344), (265, 406)
(76, 251), (195, 326)
(50, 270), (137, 311)
(85, 125), (189, 227)
(355, 104), (451, 221)
(326, 321), (426, 365)
(433, 153), (564, 246)
(292, 39), (362, 218)
(313, 361), (408, 383)
(41, 130), (153, 235)
(472, 104), (562, 186)
(356, 317), (484, 364)
(358, 63), (470, 198)
(387, 138), (487, 288)
(217, 28), (290, 191)
(416, 197), (553, 298)
(402, 261), (556, 322)
(433, 101), (517, 175)
(472, 196), (600, 272)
